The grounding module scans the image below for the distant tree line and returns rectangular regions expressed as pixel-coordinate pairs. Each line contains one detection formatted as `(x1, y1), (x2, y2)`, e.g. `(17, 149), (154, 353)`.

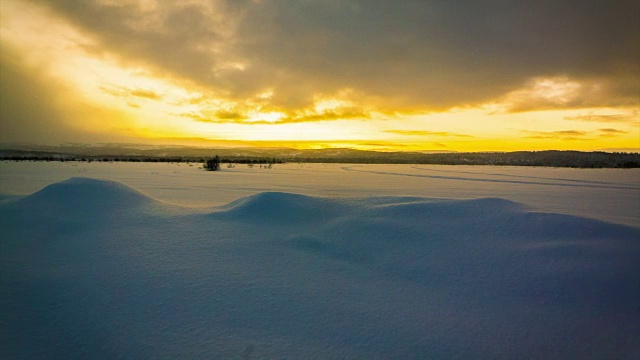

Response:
(282, 151), (640, 168)
(1, 150), (638, 168)
(0, 152), (285, 165)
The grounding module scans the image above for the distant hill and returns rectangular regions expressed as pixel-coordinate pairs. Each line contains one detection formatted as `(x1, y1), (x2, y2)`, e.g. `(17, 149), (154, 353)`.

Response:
(0, 144), (638, 168)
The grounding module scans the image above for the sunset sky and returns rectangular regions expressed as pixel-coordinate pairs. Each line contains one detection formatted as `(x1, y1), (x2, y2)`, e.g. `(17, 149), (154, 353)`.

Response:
(1, 0), (638, 152)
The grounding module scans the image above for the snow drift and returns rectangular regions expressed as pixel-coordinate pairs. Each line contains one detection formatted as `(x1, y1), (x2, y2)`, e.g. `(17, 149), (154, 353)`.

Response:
(1, 178), (639, 359)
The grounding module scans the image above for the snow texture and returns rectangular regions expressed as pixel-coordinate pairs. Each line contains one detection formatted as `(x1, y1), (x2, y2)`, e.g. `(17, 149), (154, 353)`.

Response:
(1, 177), (639, 359)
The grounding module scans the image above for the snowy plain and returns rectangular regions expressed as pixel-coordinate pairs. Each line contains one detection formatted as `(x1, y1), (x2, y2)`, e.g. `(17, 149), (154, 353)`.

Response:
(1, 161), (638, 227)
(1, 162), (639, 358)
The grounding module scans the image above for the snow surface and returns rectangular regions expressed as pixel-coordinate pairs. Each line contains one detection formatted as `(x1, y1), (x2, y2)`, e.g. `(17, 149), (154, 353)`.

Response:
(1, 162), (639, 227)
(1, 175), (639, 359)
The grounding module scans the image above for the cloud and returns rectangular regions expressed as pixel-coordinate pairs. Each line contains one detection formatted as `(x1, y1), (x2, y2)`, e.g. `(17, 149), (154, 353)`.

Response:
(176, 113), (217, 124)
(31, 0), (640, 112)
(598, 128), (628, 137)
(496, 76), (639, 113)
(176, 103), (369, 124)
(101, 86), (163, 100)
(3, 0), (638, 149)
(214, 110), (245, 121)
(284, 106), (369, 123)
(130, 89), (162, 100)
(564, 113), (639, 124)
(520, 128), (632, 141)
(522, 130), (590, 140)
(385, 130), (472, 138)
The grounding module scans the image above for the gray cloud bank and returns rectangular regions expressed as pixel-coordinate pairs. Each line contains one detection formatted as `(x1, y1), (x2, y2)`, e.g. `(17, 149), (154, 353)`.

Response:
(31, 0), (639, 111)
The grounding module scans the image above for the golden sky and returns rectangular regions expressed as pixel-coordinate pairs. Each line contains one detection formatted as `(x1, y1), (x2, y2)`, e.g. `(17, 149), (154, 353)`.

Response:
(1, 0), (638, 151)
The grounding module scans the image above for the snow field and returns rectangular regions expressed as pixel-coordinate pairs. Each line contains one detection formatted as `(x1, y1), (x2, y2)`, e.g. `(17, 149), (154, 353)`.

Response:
(1, 177), (639, 358)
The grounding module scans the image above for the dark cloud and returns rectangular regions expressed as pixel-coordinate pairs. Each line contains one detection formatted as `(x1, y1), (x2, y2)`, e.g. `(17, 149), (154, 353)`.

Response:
(230, 0), (640, 110)
(31, 1), (237, 90)
(25, 0), (640, 112)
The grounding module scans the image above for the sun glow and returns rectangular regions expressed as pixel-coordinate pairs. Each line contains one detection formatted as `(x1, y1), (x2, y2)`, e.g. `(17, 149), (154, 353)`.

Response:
(245, 111), (286, 123)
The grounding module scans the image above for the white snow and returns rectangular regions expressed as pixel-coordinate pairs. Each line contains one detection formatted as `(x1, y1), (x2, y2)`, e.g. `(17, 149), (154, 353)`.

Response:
(1, 164), (639, 358)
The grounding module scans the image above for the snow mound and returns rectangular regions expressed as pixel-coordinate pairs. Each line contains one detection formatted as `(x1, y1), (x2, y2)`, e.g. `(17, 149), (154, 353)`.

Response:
(212, 193), (526, 226)
(1, 177), (166, 218)
(360, 196), (526, 220)
(212, 191), (353, 224)
(278, 195), (639, 280)
(1, 179), (639, 358)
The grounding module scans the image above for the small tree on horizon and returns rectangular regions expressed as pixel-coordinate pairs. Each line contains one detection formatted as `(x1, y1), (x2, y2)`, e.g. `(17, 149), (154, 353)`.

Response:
(204, 155), (221, 171)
